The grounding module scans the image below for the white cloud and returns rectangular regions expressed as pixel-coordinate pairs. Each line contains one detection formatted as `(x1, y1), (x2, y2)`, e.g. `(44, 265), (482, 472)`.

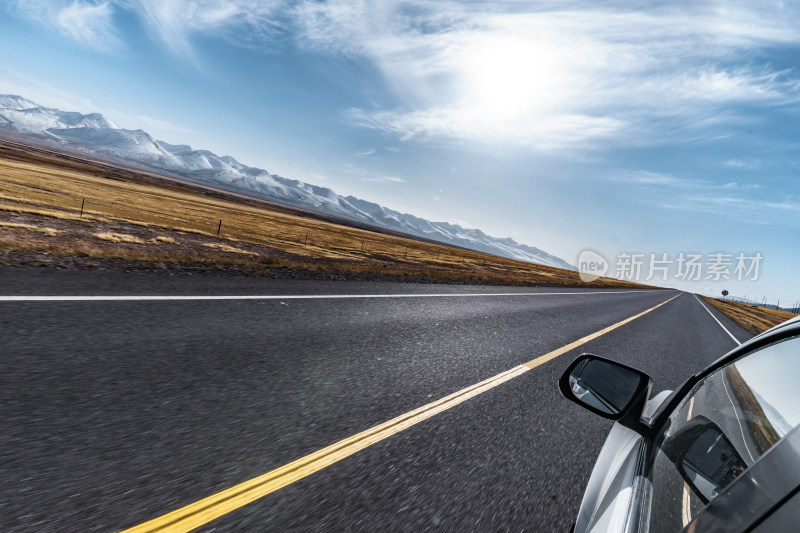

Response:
(7, 0), (284, 60)
(345, 163), (405, 183)
(659, 194), (800, 226)
(724, 158), (759, 169)
(721, 182), (760, 190)
(57, 1), (121, 51)
(347, 107), (624, 149)
(126, 0), (276, 61)
(615, 171), (765, 193)
(355, 148), (375, 157)
(612, 171), (711, 188)
(293, 1), (800, 150)
(365, 175), (405, 183)
(6, 1), (62, 26)
(765, 201), (800, 212)
(7, 0), (122, 52)
(124, 0), (285, 62)
(612, 170), (795, 225)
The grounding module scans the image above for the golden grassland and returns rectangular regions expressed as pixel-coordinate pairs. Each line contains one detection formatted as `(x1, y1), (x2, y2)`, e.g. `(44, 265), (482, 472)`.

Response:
(701, 295), (798, 335)
(0, 138), (656, 287)
(202, 242), (259, 256)
(93, 232), (145, 244)
(152, 235), (178, 245)
(0, 221), (61, 236)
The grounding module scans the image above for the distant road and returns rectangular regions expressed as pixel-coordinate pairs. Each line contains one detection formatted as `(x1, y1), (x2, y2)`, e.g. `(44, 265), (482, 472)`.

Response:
(0, 267), (751, 532)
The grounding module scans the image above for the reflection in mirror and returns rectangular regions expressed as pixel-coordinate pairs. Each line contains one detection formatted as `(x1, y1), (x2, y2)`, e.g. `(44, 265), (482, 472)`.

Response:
(568, 358), (644, 416)
(680, 423), (747, 502)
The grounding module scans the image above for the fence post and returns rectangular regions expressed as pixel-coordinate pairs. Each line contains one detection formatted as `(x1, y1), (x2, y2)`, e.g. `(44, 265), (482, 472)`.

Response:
(217, 219), (222, 235)
(304, 232), (308, 244)
(360, 240), (364, 251)
(80, 198), (85, 216)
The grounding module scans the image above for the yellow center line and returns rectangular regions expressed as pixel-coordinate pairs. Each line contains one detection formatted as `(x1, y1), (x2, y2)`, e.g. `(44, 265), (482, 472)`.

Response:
(121, 293), (681, 533)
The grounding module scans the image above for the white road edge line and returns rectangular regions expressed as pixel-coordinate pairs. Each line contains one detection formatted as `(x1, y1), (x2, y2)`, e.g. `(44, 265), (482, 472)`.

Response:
(720, 371), (756, 462)
(0, 290), (667, 302)
(693, 293), (742, 346)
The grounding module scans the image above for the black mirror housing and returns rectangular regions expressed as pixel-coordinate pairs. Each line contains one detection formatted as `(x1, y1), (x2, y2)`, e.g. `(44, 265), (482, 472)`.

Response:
(559, 354), (652, 430)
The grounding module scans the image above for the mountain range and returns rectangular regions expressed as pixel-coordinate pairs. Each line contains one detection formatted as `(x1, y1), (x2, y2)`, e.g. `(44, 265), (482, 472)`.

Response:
(0, 94), (573, 269)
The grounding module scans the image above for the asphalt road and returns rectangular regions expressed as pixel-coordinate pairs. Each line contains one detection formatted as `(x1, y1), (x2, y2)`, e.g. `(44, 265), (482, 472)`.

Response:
(0, 267), (752, 532)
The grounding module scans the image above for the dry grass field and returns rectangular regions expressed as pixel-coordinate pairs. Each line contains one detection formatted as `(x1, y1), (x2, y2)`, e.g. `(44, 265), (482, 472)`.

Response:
(0, 138), (654, 288)
(701, 295), (798, 335)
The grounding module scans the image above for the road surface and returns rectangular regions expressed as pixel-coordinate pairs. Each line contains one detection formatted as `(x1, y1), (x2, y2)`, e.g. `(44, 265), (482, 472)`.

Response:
(0, 267), (752, 532)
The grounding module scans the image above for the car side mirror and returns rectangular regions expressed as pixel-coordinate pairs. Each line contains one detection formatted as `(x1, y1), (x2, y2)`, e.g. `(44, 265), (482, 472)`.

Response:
(559, 354), (652, 427)
(661, 416), (748, 504)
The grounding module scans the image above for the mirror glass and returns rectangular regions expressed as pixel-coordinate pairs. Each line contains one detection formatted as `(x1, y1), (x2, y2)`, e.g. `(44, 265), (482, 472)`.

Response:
(568, 357), (645, 415)
(680, 424), (747, 502)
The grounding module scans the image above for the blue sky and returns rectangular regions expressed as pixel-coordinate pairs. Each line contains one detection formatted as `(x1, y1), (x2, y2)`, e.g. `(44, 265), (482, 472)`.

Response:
(0, 0), (798, 305)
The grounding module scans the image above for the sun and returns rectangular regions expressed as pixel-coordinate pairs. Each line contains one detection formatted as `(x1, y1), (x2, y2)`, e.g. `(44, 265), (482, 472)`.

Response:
(461, 34), (575, 120)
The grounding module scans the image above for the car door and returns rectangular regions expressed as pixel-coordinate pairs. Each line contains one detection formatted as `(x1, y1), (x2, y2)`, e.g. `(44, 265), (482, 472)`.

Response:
(645, 334), (800, 533)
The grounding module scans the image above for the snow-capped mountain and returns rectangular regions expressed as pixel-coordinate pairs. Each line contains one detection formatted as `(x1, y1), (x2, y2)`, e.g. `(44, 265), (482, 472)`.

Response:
(0, 95), (573, 269)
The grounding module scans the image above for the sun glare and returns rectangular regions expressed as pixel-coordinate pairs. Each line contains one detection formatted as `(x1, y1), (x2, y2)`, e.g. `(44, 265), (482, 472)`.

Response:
(461, 36), (575, 119)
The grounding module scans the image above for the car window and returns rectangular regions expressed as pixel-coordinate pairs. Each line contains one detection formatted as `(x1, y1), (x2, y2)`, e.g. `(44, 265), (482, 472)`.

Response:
(648, 336), (800, 533)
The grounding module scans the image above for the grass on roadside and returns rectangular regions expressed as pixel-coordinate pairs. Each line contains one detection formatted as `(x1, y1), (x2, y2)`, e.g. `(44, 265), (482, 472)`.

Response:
(93, 232), (145, 244)
(700, 295), (798, 335)
(202, 242), (258, 256)
(0, 221), (61, 236)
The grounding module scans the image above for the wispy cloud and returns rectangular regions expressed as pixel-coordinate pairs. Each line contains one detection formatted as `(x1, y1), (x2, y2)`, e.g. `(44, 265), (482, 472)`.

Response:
(666, 195), (800, 224)
(615, 170), (762, 192)
(610, 169), (797, 225)
(345, 164), (405, 183)
(724, 158), (759, 169)
(293, 1), (800, 150)
(7, 0), (284, 61)
(721, 182), (760, 190)
(612, 171), (711, 188)
(355, 148), (375, 157)
(57, 1), (121, 51)
(8, 0), (122, 52)
(124, 0), (283, 63)
(346, 107), (624, 150)
(367, 175), (405, 183)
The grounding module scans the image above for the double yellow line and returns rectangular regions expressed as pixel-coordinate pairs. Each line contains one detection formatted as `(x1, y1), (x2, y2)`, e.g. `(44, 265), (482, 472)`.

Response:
(123, 293), (680, 532)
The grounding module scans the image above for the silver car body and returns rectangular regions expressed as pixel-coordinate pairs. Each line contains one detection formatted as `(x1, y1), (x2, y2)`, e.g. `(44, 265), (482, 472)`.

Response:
(571, 315), (800, 533)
